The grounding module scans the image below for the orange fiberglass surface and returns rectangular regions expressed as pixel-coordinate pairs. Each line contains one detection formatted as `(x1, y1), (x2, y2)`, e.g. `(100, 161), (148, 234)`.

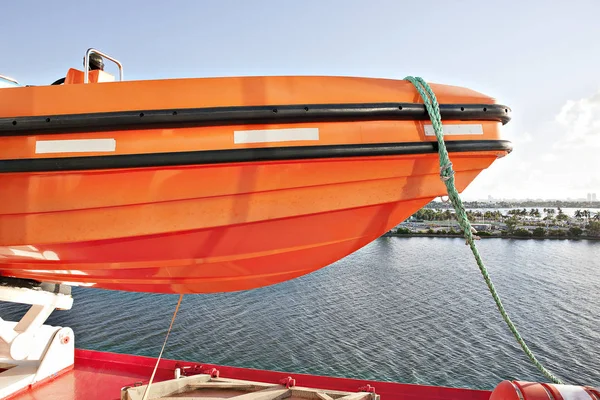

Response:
(0, 49), (512, 294)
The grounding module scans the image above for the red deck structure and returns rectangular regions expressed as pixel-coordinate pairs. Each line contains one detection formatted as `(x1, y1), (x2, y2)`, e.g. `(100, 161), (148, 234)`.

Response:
(8, 349), (492, 400)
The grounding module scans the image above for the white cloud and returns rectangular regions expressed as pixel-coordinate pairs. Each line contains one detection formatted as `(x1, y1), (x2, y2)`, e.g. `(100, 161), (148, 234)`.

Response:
(495, 123), (533, 147)
(554, 90), (600, 149)
(514, 130), (533, 145)
(461, 89), (600, 200)
(540, 153), (558, 162)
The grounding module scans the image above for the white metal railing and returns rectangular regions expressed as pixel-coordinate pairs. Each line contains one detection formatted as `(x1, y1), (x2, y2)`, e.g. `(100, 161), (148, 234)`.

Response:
(84, 48), (124, 83)
(0, 74), (19, 86)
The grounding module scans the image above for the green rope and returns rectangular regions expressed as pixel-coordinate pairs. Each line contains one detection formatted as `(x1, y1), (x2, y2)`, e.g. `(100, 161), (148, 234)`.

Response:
(404, 76), (564, 385)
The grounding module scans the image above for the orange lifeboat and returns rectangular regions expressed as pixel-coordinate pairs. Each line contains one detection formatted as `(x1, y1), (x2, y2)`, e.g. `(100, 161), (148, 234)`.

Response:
(0, 48), (512, 294)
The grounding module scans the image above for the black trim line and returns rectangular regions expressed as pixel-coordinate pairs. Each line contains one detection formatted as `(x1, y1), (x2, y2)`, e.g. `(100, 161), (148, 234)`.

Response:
(0, 140), (512, 173)
(0, 103), (511, 136)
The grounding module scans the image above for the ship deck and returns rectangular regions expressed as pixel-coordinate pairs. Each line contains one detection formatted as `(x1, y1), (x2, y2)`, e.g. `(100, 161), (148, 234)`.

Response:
(8, 349), (492, 400)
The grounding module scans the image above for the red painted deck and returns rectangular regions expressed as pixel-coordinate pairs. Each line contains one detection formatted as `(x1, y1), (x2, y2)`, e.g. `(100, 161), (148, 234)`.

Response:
(7, 349), (492, 400)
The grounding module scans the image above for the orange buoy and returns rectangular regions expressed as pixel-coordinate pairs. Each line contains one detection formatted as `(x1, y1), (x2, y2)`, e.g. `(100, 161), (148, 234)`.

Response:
(491, 380), (600, 400)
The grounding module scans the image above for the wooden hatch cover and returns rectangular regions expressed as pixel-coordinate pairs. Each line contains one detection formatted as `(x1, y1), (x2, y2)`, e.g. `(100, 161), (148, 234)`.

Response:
(120, 373), (379, 400)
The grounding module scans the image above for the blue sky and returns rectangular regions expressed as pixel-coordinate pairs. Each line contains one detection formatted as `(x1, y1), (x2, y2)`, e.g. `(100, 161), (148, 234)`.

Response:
(2, 0), (600, 200)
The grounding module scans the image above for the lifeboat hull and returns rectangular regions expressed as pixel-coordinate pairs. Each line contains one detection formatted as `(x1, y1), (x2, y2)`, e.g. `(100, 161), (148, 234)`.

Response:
(0, 74), (512, 294)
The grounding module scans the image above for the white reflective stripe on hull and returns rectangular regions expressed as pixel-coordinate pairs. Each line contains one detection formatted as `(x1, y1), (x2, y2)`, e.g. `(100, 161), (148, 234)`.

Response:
(234, 128), (319, 144)
(35, 139), (117, 154)
(424, 124), (483, 136)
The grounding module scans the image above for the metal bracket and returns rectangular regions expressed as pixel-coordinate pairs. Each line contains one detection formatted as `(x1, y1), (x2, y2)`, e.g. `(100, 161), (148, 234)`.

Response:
(0, 283), (74, 399)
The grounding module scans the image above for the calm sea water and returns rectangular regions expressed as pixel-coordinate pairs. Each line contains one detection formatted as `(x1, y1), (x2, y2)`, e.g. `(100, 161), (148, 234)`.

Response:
(2, 238), (599, 390)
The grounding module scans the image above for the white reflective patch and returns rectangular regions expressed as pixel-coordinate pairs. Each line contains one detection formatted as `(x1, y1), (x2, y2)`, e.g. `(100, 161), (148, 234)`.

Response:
(35, 139), (116, 154)
(554, 385), (593, 400)
(234, 128), (319, 144)
(424, 124), (484, 136)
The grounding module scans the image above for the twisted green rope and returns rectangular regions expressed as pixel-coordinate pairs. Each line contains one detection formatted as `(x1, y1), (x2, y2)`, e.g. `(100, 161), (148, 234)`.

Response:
(404, 76), (564, 385)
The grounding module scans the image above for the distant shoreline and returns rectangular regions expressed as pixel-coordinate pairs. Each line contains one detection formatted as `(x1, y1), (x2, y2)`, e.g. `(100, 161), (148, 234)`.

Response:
(426, 200), (600, 209)
(383, 233), (600, 241)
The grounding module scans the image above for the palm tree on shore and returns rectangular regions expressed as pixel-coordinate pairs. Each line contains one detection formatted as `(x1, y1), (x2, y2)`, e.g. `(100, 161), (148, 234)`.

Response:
(443, 210), (452, 221)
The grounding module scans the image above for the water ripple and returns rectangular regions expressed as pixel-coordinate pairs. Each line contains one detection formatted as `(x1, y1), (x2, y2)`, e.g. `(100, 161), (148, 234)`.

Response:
(1, 237), (598, 390)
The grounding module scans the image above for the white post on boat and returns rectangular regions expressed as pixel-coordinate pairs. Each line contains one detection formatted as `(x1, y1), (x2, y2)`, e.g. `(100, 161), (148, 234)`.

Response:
(0, 279), (75, 399)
